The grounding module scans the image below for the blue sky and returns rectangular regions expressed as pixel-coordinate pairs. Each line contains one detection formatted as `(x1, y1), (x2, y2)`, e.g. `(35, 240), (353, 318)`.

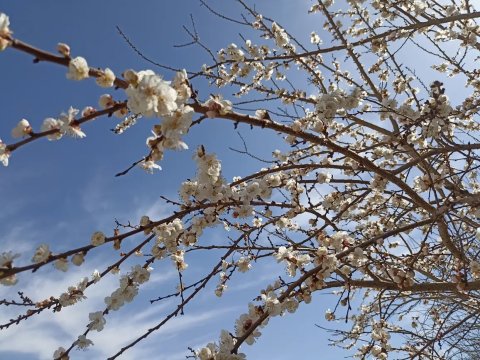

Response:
(0, 1), (354, 360)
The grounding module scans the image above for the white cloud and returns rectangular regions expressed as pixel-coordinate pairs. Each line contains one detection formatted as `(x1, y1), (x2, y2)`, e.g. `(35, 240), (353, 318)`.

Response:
(133, 196), (176, 224)
(0, 221), (39, 255)
(81, 172), (110, 214)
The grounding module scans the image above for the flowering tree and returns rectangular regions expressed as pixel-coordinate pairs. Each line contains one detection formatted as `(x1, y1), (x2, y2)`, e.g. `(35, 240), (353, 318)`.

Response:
(1, 0), (480, 359)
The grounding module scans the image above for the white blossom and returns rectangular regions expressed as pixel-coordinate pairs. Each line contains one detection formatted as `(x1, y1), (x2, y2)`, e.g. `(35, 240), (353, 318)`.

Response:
(32, 244), (51, 263)
(58, 107), (86, 138)
(139, 160), (162, 173)
(203, 95), (232, 118)
(253, 217), (263, 227)
(0, 13), (11, 36)
(160, 105), (193, 140)
(0, 251), (19, 286)
(41, 118), (62, 141)
(172, 69), (191, 104)
(75, 335), (93, 350)
(91, 231), (106, 246)
(0, 251), (19, 268)
(53, 347), (69, 360)
(96, 67), (115, 88)
(81, 106), (96, 117)
(317, 172), (332, 184)
(131, 265), (150, 284)
(88, 311), (106, 332)
(54, 258), (69, 272)
(92, 269), (101, 282)
(237, 257), (252, 273)
(11, 119), (31, 138)
(104, 292), (124, 311)
(0, 139), (10, 166)
(66, 56), (89, 81)
(0, 13), (11, 50)
(310, 31), (322, 44)
(59, 279), (87, 307)
(125, 70), (177, 117)
(56, 43), (70, 57)
(271, 22), (290, 47)
(99, 94), (115, 109)
(325, 309), (336, 321)
(171, 250), (188, 271)
(71, 252), (85, 266)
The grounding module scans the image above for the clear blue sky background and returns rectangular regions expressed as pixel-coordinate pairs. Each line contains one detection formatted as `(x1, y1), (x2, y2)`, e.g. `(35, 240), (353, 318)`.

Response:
(0, 1), (416, 359)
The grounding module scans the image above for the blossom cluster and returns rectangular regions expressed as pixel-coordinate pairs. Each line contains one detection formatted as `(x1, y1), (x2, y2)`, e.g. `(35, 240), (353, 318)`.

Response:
(58, 277), (88, 307)
(197, 281), (301, 358)
(316, 86), (367, 124)
(104, 265), (151, 311)
(180, 148), (227, 204)
(120, 68), (198, 171)
(196, 330), (246, 360)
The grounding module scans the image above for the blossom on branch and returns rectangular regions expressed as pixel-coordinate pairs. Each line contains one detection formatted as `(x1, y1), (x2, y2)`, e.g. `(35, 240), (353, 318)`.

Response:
(11, 119), (31, 138)
(66, 56), (89, 81)
(125, 70), (177, 117)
